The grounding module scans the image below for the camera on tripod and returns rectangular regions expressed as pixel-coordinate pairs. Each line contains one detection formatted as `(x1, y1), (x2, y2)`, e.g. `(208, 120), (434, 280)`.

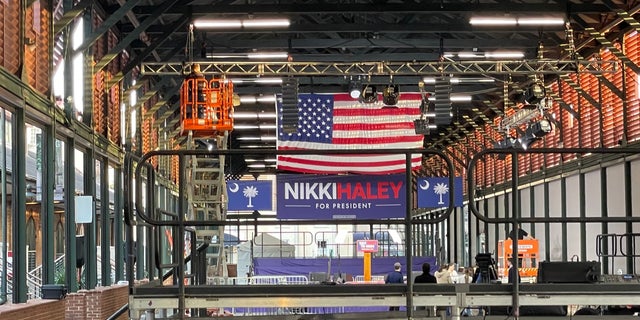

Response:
(475, 253), (498, 283)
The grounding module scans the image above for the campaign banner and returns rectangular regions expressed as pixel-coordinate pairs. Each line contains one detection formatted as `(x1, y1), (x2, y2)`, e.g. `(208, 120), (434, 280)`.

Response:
(277, 174), (406, 220)
(357, 240), (379, 253)
(416, 176), (463, 208)
(227, 180), (273, 211)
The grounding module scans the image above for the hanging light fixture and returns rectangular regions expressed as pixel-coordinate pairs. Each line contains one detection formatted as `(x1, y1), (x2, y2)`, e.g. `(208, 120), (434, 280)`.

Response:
(359, 85), (378, 103)
(348, 78), (362, 99)
(382, 85), (400, 105)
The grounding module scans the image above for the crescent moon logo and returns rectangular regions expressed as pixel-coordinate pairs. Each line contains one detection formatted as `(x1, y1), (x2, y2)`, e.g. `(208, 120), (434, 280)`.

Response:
(229, 183), (239, 193)
(419, 180), (430, 190)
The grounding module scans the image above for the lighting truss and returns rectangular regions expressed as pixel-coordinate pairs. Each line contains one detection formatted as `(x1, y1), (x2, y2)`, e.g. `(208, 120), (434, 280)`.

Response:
(141, 59), (617, 76)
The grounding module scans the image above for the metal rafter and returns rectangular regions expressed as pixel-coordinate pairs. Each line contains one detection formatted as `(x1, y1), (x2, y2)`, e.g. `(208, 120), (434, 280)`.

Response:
(131, 2), (608, 15)
(75, 0), (144, 54)
(95, 0), (182, 72)
(53, 0), (93, 35)
(558, 74), (601, 109)
(141, 59), (617, 76)
(603, 0), (640, 33)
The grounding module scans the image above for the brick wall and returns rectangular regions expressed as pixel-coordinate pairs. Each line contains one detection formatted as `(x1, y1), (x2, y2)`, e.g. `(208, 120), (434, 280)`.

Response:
(66, 285), (128, 320)
(0, 284), (128, 320)
(0, 298), (65, 320)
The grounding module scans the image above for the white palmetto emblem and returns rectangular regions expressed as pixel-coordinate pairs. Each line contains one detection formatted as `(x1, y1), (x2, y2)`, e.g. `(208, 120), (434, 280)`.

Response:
(433, 182), (449, 205)
(242, 185), (259, 208)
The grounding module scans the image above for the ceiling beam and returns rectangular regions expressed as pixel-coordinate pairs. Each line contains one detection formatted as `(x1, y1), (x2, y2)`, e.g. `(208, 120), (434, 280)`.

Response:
(124, 23), (564, 34)
(94, 0), (182, 72)
(141, 59), (618, 76)
(75, 0), (144, 54)
(131, 3), (608, 15)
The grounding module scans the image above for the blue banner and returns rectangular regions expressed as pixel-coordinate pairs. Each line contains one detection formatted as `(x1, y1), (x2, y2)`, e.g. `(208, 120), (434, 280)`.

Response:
(416, 176), (463, 208)
(227, 180), (273, 211)
(277, 174), (406, 220)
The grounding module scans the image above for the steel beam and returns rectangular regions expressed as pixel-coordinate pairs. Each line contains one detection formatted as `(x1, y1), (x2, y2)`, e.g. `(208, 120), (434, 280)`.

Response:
(74, 0), (144, 54)
(141, 59), (617, 76)
(94, 0), (182, 71)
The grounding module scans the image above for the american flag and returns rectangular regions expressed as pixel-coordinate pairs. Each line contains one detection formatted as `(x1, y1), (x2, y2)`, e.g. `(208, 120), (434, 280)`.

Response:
(277, 93), (424, 174)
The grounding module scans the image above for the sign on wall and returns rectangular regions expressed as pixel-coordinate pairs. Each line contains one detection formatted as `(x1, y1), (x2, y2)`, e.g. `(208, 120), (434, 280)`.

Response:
(416, 176), (463, 208)
(276, 174), (406, 220)
(227, 180), (273, 211)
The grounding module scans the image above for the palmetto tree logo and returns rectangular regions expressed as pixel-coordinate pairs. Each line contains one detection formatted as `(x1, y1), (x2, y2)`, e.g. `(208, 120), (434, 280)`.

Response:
(242, 185), (259, 208)
(433, 182), (449, 205)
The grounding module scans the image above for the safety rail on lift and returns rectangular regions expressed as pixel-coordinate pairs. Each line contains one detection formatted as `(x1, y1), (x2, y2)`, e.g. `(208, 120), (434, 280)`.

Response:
(180, 64), (234, 137)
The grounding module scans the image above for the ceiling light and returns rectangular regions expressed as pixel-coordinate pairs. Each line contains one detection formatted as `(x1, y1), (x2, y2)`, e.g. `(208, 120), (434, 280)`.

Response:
(450, 95), (472, 102)
(247, 52), (289, 59)
(458, 52), (485, 58)
(238, 95), (277, 104)
(469, 17), (517, 25)
(234, 124), (278, 130)
(237, 136), (278, 141)
(193, 18), (290, 29)
(485, 51), (525, 58)
(517, 17), (565, 25)
(242, 19), (290, 28)
(233, 112), (277, 119)
(470, 16), (563, 26)
(423, 77), (495, 84)
(193, 20), (242, 28)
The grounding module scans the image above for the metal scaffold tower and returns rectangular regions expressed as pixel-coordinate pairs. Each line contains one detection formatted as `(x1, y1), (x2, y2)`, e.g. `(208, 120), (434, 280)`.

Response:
(180, 62), (236, 280)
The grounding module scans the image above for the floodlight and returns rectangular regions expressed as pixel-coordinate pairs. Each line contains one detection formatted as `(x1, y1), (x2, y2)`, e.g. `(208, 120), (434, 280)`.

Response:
(524, 82), (546, 104)
(519, 119), (553, 149)
(382, 85), (400, 105)
(348, 81), (362, 99)
(529, 118), (552, 137)
(359, 85), (378, 103)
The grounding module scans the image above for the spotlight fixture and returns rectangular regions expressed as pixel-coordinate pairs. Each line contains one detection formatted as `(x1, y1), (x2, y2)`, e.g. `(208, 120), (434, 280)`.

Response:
(512, 81), (546, 106)
(382, 85), (400, 105)
(348, 80), (362, 99)
(493, 136), (519, 149)
(520, 118), (552, 149)
(359, 85), (378, 104)
(524, 82), (546, 104)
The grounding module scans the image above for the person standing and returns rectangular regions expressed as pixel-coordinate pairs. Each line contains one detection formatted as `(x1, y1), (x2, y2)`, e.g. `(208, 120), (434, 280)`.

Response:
(435, 264), (452, 283)
(414, 263), (437, 283)
(414, 262), (437, 316)
(508, 224), (532, 240)
(385, 262), (404, 311)
(507, 259), (521, 284)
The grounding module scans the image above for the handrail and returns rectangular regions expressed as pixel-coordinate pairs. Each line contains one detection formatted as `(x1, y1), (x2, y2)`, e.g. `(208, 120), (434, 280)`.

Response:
(467, 147), (640, 224)
(105, 302), (129, 320)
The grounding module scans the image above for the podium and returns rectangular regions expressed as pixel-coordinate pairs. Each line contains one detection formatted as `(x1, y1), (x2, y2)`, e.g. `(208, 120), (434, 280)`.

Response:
(497, 239), (539, 277)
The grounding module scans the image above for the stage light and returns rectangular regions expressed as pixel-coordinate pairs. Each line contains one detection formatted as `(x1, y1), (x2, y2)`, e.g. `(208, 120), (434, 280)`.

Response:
(524, 82), (546, 105)
(348, 80), (362, 99)
(493, 136), (519, 149)
(360, 85), (378, 103)
(518, 119), (553, 149)
(382, 85), (400, 105)
(529, 118), (552, 137)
